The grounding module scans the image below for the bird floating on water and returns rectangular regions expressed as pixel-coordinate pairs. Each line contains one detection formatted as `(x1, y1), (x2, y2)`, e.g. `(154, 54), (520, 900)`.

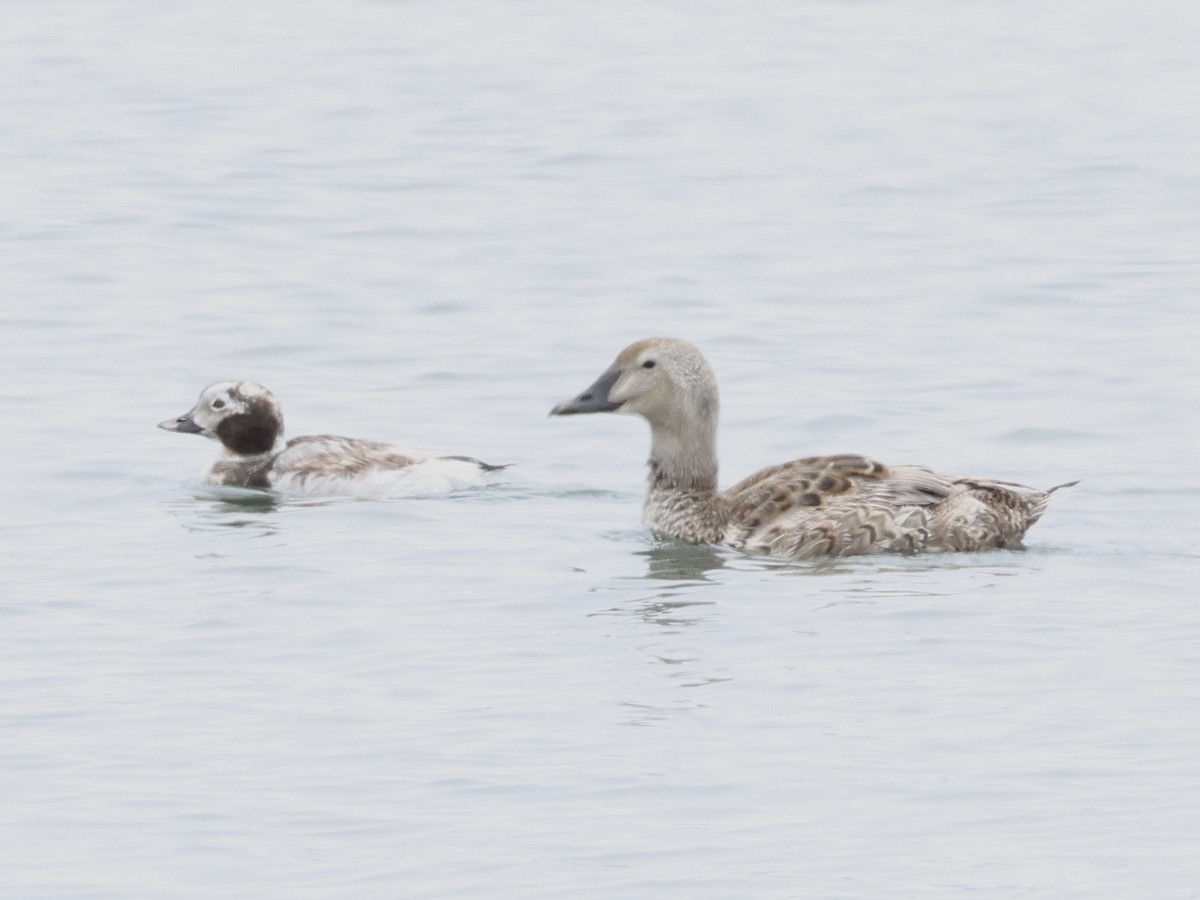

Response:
(160, 381), (508, 498)
(552, 338), (1075, 559)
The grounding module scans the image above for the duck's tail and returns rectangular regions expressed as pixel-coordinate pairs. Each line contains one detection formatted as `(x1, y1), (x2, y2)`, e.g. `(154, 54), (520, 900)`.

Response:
(1046, 479), (1080, 494)
(1019, 478), (1079, 527)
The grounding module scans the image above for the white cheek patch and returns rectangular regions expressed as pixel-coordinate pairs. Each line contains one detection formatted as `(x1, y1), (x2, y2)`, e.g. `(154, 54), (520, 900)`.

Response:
(190, 381), (259, 432)
(218, 395), (248, 415)
(205, 383), (255, 412)
(188, 402), (225, 433)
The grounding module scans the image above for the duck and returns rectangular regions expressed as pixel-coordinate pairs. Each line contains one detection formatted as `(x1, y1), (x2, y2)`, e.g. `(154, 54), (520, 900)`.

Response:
(551, 338), (1075, 559)
(159, 381), (508, 497)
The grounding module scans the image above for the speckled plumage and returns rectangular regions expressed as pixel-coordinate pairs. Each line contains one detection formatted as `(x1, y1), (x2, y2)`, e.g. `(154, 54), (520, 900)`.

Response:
(160, 381), (507, 497)
(552, 338), (1074, 559)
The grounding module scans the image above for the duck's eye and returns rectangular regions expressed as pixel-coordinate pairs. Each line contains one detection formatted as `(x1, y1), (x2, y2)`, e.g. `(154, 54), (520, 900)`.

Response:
(642, 360), (656, 369)
(212, 399), (226, 409)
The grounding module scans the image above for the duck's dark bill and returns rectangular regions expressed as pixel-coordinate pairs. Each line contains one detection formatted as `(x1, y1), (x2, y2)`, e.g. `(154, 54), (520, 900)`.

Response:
(550, 369), (623, 415)
(159, 415), (203, 434)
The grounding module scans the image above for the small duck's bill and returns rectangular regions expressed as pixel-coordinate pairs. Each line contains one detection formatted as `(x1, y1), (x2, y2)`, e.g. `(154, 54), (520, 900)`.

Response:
(550, 369), (624, 416)
(159, 414), (203, 434)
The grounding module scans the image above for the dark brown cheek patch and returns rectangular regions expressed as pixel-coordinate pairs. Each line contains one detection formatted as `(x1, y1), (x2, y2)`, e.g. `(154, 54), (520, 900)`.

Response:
(216, 413), (280, 456)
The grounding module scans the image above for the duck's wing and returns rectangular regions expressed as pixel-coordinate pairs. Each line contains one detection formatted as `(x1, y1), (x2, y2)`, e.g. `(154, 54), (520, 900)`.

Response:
(269, 435), (506, 497)
(722, 454), (955, 558)
(724, 455), (1072, 558)
(273, 435), (418, 475)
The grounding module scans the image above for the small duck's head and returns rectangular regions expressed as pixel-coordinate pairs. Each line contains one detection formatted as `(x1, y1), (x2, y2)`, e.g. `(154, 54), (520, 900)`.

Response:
(550, 337), (719, 432)
(159, 381), (283, 456)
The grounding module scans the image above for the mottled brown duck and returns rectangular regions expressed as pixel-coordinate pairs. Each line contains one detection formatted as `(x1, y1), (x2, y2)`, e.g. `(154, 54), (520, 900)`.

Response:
(552, 338), (1074, 559)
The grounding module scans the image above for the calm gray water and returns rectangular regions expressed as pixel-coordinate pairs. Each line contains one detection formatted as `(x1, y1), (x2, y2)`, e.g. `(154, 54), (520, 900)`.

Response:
(3, 1), (1199, 896)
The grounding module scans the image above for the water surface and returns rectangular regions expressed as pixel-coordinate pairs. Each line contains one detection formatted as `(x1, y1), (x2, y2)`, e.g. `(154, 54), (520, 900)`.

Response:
(2, 2), (1199, 897)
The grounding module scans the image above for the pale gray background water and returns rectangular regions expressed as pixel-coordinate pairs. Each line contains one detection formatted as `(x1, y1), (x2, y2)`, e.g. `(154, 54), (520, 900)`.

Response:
(3, 1), (1199, 897)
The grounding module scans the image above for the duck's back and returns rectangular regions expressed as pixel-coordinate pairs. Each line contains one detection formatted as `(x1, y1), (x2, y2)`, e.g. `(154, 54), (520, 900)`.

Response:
(721, 454), (1054, 558)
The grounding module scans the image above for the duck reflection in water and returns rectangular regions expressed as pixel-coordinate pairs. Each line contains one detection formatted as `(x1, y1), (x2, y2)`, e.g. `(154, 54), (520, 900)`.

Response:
(636, 539), (730, 581)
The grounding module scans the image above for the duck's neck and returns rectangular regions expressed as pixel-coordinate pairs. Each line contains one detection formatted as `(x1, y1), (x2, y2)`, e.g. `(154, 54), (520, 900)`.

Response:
(213, 432), (283, 488)
(643, 419), (727, 543)
(221, 440), (284, 460)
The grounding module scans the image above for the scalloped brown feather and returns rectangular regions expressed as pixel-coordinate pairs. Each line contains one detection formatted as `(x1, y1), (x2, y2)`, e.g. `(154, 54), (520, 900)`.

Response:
(719, 459), (1062, 558)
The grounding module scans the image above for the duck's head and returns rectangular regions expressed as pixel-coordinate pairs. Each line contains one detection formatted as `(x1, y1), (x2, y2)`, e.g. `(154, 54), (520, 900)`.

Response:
(550, 337), (719, 432)
(159, 381), (283, 456)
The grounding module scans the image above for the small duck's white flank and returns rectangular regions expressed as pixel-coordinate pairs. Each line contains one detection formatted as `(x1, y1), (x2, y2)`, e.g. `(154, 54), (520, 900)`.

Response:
(551, 338), (1075, 559)
(160, 381), (508, 497)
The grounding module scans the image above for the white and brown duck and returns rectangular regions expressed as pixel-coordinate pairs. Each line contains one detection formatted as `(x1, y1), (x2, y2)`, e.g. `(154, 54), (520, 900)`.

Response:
(160, 381), (508, 497)
(551, 338), (1074, 558)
